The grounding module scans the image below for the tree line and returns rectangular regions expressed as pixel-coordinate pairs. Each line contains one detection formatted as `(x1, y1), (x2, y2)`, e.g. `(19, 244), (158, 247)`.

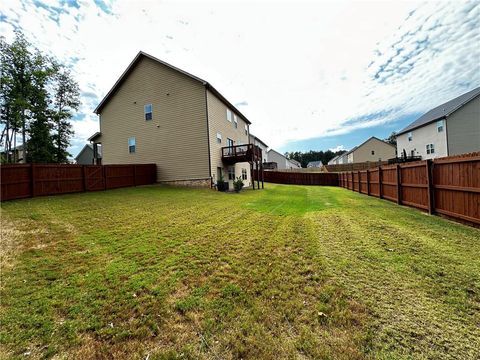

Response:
(285, 149), (347, 168)
(1, 31), (80, 164)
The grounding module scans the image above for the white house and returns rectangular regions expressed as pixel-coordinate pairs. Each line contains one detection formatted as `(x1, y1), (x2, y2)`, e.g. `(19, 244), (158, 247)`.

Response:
(267, 149), (301, 170)
(396, 87), (480, 159)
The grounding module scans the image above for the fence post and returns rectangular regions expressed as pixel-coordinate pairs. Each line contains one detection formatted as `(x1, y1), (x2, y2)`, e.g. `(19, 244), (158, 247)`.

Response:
(396, 164), (402, 205)
(82, 165), (87, 192)
(357, 171), (361, 192)
(102, 165), (107, 190)
(379, 166), (383, 199)
(426, 159), (435, 214)
(366, 169), (370, 196)
(30, 164), (35, 197)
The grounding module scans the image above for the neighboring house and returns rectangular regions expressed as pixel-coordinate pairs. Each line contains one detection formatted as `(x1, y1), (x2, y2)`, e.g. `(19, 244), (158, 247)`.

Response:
(249, 134), (269, 163)
(342, 137), (395, 164)
(90, 51), (262, 188)
(75, 144), (98, 165)
(0, 144), (25, 163)
(327, 155), (340, 165)
(267, 149), (301, 170)
(307, 160), (323, 168)
(396, 87), (480, 159)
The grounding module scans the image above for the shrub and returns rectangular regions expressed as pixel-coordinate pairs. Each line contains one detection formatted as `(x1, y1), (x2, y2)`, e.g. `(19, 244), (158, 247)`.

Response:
(233, 177), (244, 193)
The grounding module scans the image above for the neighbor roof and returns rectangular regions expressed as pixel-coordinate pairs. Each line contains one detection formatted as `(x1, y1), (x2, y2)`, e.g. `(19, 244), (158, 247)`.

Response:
(307, 160), (323, 167)
(397, 87), (480, 136)
(74, 144), (93, 160)
(94, 51), (251, 124)
(249, 134), (268, 148)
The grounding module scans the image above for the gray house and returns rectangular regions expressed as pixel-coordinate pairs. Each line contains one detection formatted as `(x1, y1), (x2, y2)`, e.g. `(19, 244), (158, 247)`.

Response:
(307, 160), (323, 168)
(75, 144), (96, 165)
(396, 87), (480, 159)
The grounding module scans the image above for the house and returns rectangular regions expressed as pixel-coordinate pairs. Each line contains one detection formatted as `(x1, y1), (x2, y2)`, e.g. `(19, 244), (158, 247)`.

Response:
(341, 137), (395, 164)
(90, 51), (262, 188)
(249, 134), (269, 164)
(307, 160), (323, 168)
(327, 155), (340, 165)
(267, 149), (301, 170)
(396, 87), (480, 159)
(75, 144), (98, 165)
(0, 144), (25, 163)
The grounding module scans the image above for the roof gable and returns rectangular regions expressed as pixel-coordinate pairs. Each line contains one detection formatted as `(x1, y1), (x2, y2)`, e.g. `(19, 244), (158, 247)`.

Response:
(398, 87), (480, 135)
(94, 51), (251, 124)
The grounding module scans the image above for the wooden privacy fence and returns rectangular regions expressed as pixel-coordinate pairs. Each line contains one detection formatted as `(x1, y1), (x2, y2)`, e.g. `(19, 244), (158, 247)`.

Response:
(1, 163), (156, 201)
(254, 170), (338, 186)
(339, 154), (480, 225)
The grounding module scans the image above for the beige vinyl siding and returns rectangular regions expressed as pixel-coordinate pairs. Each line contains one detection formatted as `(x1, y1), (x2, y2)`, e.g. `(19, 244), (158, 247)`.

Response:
(206, 90), (252, 187)
(447, 95), (480, 156)
(99, 56), (210, 181)
(350, 137), (396, 163)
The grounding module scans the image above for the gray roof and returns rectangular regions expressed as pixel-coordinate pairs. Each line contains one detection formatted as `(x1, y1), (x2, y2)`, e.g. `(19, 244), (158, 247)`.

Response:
(307, 160), (323, 167)
(398, 87), (480, 135)
(94, 51), (252, 124)
(74, 144), (93, 160)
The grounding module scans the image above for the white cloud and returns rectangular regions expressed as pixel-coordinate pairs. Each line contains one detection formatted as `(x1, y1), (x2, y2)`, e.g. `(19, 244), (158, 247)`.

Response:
(1, 0), (478, 155)
(329, 145), (346, 152)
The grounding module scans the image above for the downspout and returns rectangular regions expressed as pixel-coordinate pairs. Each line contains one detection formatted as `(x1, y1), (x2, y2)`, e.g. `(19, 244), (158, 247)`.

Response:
(205, 87), (212, 187)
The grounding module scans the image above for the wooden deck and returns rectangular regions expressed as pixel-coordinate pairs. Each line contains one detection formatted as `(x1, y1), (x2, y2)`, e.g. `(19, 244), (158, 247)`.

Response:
(221, 144), (262, 165)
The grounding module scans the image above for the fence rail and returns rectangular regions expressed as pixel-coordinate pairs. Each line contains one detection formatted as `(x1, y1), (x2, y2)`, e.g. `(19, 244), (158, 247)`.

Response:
(1, 163), (156, 201)
(339, 154), (480, 225)
(254, 170), (338, 186)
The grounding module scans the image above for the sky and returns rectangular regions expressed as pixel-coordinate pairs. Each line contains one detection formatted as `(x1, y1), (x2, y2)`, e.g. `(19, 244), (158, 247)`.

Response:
(1, 0), (479, 157)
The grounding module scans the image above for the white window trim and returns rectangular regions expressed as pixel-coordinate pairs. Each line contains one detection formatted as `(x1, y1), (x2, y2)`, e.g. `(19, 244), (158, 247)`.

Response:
(408, 132), (413, 141)
(128, 137), (136, 153)
(226, 109), (232, 122)
(216, 132), (222, 143)
(437, 120), (444, 132)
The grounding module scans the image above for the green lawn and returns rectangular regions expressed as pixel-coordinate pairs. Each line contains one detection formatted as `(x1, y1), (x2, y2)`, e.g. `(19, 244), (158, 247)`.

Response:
(1, 184), (479, 359)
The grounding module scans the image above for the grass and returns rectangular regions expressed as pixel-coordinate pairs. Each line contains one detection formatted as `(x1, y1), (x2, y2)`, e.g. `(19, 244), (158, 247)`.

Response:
(1, 184), (479, 359)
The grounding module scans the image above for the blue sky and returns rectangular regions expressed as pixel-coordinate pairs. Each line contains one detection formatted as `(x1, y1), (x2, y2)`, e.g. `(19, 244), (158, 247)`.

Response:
(0, 0), (479, 157)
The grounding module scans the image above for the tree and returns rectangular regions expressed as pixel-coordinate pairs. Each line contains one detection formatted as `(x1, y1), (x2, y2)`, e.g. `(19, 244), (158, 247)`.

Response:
(26, 51), (56, 163)
(385, 131), (397, 147)
(51, 67), (80, 163)
(285, 149), (346, 168)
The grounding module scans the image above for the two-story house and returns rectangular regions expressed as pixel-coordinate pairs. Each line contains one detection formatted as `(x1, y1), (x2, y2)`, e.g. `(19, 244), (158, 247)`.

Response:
(396, 87), (480, 159)
(338, 137), (395, 164)
(90, 51), (262, 188)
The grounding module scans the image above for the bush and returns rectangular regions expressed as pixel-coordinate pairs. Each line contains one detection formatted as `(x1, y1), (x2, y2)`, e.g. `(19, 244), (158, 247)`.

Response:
(217, 175), (228, 192)
(233, 177), (244, 193)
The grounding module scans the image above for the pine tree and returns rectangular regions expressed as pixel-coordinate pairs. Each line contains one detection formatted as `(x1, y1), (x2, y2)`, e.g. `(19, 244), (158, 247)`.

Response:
(51, 66), (80, 163)
(26, 51), (55, 163)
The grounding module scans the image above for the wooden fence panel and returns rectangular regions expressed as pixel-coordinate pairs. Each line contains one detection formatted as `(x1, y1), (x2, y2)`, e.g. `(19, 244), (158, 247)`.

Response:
(84, 165), (105, 191)
(400, 162), (428, 210)
(381, 166), (397, 202)
(432, 156), (480, 224)
(360, 171), (368, 194)
(1, 163), (156, 201)
(33, 164), (84, 197)
(0, 164), (31, 201)
(353, 172), (359, 191)
(369, 169), (380, 197)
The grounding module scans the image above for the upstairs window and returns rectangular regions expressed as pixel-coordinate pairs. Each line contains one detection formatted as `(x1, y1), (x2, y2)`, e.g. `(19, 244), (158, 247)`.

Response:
(437, 120), (444, 132)
(128, 137), (136, 153)
(226, 109), (233, 122)
(144, 104), (153, 120)
(244, 124), (248, 136)
(216, 132), (222, 144)
(234, 115), (238, 128)
(371, 150), (375, 155)
(426, 143), (435, 154)
(408, 132), (413, 141)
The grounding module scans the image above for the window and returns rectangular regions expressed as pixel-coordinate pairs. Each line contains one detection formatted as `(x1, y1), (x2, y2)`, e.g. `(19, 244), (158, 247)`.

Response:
(216, 132), (222, 144)
(408, 132), (413, 142)
(228, 166), (235, 180)
(244, 124), (248, 136)
(371, 150), (375, 155)
(227, 138), (234, 147)
(242, 168), (247, 180)
(233, 115), (238, 128)
(426, 143), (435, 154)
(226, 109), (233, 122)
(144, 104), (152, 120)
(437, 120), (444, 132)
(128, 137), (136, 153)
